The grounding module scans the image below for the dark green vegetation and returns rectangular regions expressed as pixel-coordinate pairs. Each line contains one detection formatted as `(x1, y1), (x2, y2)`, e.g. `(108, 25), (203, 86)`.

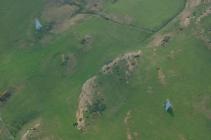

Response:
(0, 0), (211, 140)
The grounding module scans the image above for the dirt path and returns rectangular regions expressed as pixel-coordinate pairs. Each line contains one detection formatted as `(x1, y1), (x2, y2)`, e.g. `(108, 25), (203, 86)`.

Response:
(180, 0), (201, 27)
(149, 0), (205, 47)
(124, 111), (133, 140)
(124, 111), (140, 140)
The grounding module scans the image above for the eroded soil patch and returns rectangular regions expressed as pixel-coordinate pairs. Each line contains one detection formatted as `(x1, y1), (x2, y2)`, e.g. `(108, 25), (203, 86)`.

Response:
(76, 76), (98, 130)
(102, 51), (143, 75)
(124, 111), (140, 140)
(76, 50), (142, 130)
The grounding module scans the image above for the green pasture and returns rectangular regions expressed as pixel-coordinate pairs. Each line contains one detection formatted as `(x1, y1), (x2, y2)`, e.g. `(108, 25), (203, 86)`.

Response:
(1, 0), (210, 140)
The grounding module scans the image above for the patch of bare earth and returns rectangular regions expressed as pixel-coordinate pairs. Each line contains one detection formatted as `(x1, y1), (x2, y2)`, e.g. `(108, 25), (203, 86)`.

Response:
(149, 0), (205, 48)
(149, 33), (173, 47)
(157, 67), (166, 86)
(76, 76), (98, 130)
(124, 111), (132, 140)
(21, 120), (42, 140)
(196, 6), (211, 23)
(194, 23), (211, 49)
(53, 14), (87, 33)
(41, 1), (87, 34)
(184, 1), (211, 49)
(20, 118), (58, 140)
(124, 111), (140, 140)
(41, 0), (108, 34)
(42, 3), (79, 23)
(102, 50), (143, 75)
(180, 0), (201, 27)
(180, 0), (211, 26)
(85, 0), (105, 12)
(76, 51), (142, 130)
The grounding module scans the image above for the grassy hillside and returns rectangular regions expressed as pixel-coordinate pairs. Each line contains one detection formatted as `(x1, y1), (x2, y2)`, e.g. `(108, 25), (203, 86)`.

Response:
(96, 32), (211, 140)
(104, 0), (185, 29)
(1, 0), (211, 140)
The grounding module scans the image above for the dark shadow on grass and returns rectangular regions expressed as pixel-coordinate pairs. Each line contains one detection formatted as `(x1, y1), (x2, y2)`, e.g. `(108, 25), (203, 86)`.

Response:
(167, 108), (174, 117)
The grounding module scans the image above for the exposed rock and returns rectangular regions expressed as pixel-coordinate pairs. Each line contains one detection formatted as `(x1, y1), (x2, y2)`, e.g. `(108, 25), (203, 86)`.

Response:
(102, 50), (143, 74)
(76, 76), (97, 130)
(21, 120), (41, 140)
(75, 50), (142, 130)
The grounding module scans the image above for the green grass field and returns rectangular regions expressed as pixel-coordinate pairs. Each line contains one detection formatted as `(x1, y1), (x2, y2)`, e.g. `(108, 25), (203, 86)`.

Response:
(104, 0), (185, 29)
(0, 0), (211, 140)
